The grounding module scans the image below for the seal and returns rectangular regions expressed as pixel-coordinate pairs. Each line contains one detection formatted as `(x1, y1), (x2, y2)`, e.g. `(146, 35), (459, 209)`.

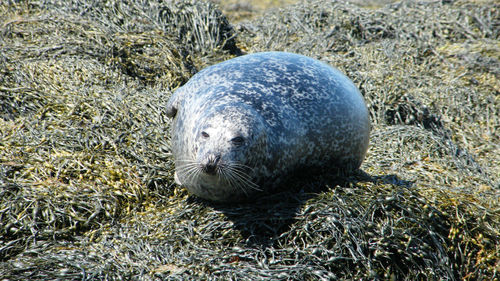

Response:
(166, 51), (370, 202)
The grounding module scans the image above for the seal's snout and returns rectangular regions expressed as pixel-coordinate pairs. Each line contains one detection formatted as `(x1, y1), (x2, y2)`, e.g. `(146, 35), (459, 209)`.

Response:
(201, 154), (221, 175)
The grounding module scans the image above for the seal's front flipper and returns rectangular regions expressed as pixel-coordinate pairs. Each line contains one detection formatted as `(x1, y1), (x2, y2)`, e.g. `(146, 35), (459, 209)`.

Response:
(166, 88), (187, 118)
(174, 171), (182, 185)
(166, 94), (179, 118)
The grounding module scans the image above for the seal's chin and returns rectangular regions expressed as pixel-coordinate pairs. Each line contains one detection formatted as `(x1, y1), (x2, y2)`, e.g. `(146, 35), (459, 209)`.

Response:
(194, 172), (227, 191)
(187, 177), (236, 202)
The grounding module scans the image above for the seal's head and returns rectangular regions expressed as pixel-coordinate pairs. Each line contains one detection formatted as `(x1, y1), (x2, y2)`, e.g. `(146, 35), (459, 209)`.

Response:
(175, 105), (270, 202)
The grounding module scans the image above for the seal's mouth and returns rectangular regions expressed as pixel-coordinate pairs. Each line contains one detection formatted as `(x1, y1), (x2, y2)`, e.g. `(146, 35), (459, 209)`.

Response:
(201, 165), (217, 175)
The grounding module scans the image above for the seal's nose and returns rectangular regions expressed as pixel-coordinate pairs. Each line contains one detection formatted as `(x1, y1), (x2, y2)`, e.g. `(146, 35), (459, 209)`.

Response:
(202, 154), (221, 175)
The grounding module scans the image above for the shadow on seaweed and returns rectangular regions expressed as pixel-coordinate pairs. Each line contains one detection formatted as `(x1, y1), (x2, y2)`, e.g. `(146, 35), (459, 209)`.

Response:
(188, 169), (413, 249)
(358, 170), (414, 188)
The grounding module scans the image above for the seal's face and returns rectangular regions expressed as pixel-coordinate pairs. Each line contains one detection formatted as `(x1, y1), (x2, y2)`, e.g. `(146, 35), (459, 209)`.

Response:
(175, 107), (268, 202)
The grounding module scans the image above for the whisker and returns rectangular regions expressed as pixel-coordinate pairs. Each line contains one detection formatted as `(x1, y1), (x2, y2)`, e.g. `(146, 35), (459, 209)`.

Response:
(174, 157), (261, 196)
(230, 162), (255, 170)
(176, 158), (202, 185)
(226, 163), (261, 191)
(222, 169), (248, 195)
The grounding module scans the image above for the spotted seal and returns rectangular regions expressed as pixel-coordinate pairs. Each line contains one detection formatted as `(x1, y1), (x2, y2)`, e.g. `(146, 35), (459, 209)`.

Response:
(166, 51), (370, 202)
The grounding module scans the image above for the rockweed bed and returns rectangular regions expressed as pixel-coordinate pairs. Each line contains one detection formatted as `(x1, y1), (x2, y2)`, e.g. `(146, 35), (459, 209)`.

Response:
(0, 0), (498, 280)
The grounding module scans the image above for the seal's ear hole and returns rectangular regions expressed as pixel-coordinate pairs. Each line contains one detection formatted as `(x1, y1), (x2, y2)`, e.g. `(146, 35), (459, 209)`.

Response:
(230, 136), (245, 146)
(201, 131), (210, 138)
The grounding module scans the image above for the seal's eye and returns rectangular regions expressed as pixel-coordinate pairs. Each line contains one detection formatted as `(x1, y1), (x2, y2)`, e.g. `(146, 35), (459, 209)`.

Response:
(231, 136), (245, 146)
(201, 131), (209, 138)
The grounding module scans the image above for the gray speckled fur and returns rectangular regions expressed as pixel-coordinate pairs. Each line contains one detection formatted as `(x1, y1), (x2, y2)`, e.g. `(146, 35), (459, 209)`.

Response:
(166, 52), (370, 202)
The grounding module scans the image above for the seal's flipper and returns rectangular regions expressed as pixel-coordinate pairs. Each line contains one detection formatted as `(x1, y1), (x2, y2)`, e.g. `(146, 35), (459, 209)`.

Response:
(174, 171), (182, 185)
(166, 88), (187, 118)
(166, 94), (178, 118)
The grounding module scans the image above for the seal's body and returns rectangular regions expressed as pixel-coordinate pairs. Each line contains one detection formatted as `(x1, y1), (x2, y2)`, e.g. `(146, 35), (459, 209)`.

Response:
(166, 52), (370, 202)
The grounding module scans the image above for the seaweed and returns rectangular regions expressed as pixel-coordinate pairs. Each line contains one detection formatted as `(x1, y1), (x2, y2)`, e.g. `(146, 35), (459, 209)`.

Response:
(0, 0), (498, 280)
